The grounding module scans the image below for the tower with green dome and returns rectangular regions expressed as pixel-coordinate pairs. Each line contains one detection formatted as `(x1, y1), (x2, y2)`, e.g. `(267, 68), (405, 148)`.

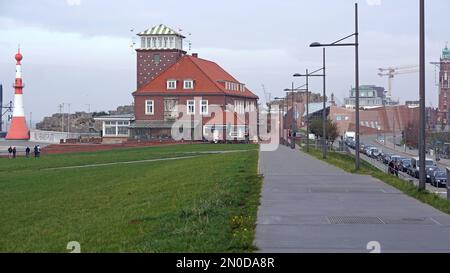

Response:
(443, 43), (450, 60)
(437, 43), (450, 126)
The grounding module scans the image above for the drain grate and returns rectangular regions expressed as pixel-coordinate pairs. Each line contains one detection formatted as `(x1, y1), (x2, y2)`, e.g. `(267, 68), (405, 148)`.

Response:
(310, 188), (384, 193)
(380, 217), (436, 225)
(327, 216), (384, 225)
(327, 216), (438, 225)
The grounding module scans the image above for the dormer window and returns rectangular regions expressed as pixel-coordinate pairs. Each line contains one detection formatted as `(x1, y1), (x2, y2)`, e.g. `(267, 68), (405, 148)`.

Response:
(167, 80), (177, 89)
(184, 80), (194, 89)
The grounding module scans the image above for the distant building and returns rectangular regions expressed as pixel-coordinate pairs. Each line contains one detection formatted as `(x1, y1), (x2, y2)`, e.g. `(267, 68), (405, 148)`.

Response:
(344, 85), (398, 109)
(437, 44), (450, 125)
(330, 105), (419, 136)
(405, 101), (420, 108)
(96, 24), (258, 142)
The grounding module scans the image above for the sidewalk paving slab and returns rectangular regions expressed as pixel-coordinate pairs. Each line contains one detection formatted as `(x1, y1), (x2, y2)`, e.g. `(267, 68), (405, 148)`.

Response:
(255, 145), (450, 253)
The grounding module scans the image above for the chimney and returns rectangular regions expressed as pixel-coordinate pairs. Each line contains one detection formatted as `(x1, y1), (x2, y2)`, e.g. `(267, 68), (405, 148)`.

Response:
(192, 53), (198, 58)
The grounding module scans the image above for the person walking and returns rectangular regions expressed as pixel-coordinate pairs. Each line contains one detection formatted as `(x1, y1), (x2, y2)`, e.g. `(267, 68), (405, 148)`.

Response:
(7, 146), (13, 159)
(12, 147), (17, 158)
(36, 145), (41, 158)
(25, 147), (31, 158)
(388, 160), (394, 175)
(394, 161), (399, 177)
(34, 145), (38, 158)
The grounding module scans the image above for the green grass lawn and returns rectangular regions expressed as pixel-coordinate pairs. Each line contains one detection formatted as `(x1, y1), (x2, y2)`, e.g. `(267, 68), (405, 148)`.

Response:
(304, 147), (450, 215)
(0, 144), (262, 253)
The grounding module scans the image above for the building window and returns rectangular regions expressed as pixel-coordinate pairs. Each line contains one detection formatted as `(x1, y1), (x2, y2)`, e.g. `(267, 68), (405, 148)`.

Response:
(104, 121), (129, 136)
(167, 80), (177, 89)
(201, 100), (208, 115)
(158, 37), (162, 48)
(141, 37), (146, 48)
(152, 37), (157, 48)
(153, 54), (160, 65)
(104, 121), (117, 136)
(169, 37), (174, 48)
(145, 100), (154, 115)
(163, 37), (168, 48)
(117, 121), (129, 136)
(234, 100), (244, 114)
(187, 100), (195, 114)
(184, 80), (194, 89)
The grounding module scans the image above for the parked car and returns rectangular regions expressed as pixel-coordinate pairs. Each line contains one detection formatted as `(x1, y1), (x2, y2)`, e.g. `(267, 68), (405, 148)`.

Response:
(390, 155), (404, 165)
(367, 147), (381, 158)
(383, 154), (392, 165)
(398, 158), (412, 172)
(408, 157), (435, 178)
(430, 170), (448, 188)
(364, 146), (374, 156)
(425, 166), (440, 183)
(345, 139), (356, 149)
(359, 143), (367, 153)
(349, 140), (356, 149)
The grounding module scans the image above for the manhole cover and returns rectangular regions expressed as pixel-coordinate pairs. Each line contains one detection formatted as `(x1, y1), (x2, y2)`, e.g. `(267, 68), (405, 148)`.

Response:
(327, 216), (384, 225)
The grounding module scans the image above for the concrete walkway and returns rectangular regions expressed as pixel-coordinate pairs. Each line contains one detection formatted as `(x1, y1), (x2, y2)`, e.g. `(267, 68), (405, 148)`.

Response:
(255, 145), (450, 253)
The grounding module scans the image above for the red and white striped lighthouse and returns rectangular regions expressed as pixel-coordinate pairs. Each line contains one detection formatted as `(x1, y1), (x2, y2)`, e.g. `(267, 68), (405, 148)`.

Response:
(6, 48), (30, 140)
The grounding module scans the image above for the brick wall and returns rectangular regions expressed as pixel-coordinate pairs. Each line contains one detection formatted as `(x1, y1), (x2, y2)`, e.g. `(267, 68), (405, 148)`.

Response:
(136, 49), (185, 88)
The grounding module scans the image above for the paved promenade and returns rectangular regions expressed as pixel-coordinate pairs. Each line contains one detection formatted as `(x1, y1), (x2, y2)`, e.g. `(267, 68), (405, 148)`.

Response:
(255, 145), (450, 253)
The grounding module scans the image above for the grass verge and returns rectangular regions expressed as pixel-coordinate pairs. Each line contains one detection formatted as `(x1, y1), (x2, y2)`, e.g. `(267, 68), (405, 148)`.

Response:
(0, 144), (262, 252)
(304, 147), (450, 216)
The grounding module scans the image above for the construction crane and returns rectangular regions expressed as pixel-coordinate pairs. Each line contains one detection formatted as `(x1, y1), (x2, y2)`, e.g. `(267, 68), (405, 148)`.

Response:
(261, 84), (271, 106)
(378, 65), (419, 98)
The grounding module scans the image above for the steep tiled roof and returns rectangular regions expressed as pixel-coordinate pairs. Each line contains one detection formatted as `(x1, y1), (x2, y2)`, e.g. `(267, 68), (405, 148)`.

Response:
(134, 55), (258, 100)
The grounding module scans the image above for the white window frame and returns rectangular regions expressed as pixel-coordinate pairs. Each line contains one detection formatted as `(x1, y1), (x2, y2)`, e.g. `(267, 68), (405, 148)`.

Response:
(145, 100), (154, 115)
(187, 100), (195, 115)
(184, 80), (194, 90)
(201, 100), (208, 115)
(167, 80), (177, 90)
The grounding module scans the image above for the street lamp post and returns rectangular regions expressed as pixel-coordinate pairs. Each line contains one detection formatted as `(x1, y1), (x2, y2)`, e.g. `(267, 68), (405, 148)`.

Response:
(284, 84), (309, 149)
(274, 97), (285, 145)
(291, 82), (295, 149)
(418, 0), (426, 191)
(310, 2), (360, 169)
(284, 83), (296, 149)
(322, 48), (327, 159)
(294, 67), (325, 155)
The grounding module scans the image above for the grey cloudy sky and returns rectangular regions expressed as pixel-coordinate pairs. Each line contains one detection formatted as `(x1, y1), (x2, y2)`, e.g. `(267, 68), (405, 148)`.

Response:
(0, 0), (449, 121)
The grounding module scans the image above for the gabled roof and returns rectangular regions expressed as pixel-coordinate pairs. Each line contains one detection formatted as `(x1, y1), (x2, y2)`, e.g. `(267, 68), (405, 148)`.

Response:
(134, 55), (259, 99)
(137, 24), (185, 38)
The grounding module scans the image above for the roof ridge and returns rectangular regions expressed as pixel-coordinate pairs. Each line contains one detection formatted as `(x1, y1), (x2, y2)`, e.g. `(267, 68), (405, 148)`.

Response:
(186, 56), (227, 95)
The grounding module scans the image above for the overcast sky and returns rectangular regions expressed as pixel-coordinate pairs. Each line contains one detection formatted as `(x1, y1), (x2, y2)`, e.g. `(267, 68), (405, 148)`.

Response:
(0, 0), (449, 121)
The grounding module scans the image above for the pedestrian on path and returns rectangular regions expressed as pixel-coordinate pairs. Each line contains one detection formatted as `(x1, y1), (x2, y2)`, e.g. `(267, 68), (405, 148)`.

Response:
(34, 145), (39, 158)
(7, 146), (13, 159)
(388, 160), (395, 175)
(25, 147), (31, 158)
(12, 147), (17, 158)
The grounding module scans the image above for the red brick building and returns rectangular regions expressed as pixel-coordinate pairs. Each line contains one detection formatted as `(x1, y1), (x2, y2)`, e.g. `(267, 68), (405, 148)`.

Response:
(329, 105), (420, 136)
(437, 44), (450, 125)
(130, 24), (258, 141)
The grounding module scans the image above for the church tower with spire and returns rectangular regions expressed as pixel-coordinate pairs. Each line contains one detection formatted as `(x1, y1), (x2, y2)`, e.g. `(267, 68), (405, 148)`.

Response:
(135, 24), (186, 89)
(437, 43), (450, 125)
